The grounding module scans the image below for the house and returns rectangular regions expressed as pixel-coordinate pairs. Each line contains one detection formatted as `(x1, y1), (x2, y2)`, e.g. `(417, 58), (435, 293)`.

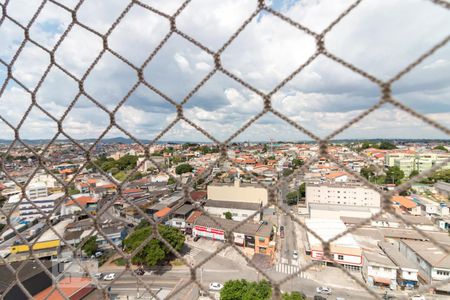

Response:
(391, 196), (421, 215)
(96, 225), (126, 250)
(0, 260), (63, 300)
(168, 204), (195, 231)
(399, 240), (450, 294)
(33, 277), (95, 300)
(203, 200), (261, 222)
(379, 242), (419, 289)
(325, 172), (349, 183)
(193, 216), (275, 259)
(185, 210), (203, 235)
(435, 182), (450, 198)
(362, 250), (398, 289)
(305, 218), (362, 271)
(61, 195), (97, 216)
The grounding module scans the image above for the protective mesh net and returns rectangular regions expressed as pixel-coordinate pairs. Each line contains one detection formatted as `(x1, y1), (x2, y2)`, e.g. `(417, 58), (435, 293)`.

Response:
(0, 0), (450, 299)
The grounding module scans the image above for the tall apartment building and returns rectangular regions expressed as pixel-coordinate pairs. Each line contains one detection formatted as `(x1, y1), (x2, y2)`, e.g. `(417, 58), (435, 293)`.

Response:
(306, 184), (381, 207)
(385, 152), (450, 176)
(306, 184), (381, 219)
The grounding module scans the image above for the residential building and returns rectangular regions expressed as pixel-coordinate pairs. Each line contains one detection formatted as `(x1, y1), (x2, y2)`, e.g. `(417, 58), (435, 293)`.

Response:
(26, 182), (48, 199)
(207, 179), (268, 206)
(391, 196), (421, 216)
(362, 250), (398, 289)
(33, 277), (96, 300)
(379, 242), (419, 289)
(19, 192), (65, 220)
(306, 184), (381, 219)
(385, 152), (450, 176)
(306, 184), (381, 208)
(305, 218), (362, 271)
(399, 240), (450, 293)
(435, 182), (450, 198)
(204, 200), (261, 222)
(167, 204), (195, 231)
(193, 215), (275, 258)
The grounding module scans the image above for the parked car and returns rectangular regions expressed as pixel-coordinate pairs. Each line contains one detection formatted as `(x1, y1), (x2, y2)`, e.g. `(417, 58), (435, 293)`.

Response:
(193, 235), (200, 242)
(313, 296), (326, 300)
(93, 273), (102, 279)
(292, 250), (298, 260)
(209, 282), (224, 291)
(280, 226), (285, 238)
(94, 251), (103, 258)
(410, 296), (425, 300)
(316, 286), (332, 295)
(103, 273), (116, 281)
(134, 268), (145, 276)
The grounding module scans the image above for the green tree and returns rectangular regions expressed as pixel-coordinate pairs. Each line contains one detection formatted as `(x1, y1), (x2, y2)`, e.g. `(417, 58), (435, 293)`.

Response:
(433, 145), (448, 152)
(167, 177), (176, 185)
(221, 280), (272, 300)
(286, 183), (306, 205)
(361, 142), (372, 150)
(409, 170), (419, 178)
(291, 158), (304, 169)
(123, 225), (185, 267)
(82, 236), (98, 256)
(286, 191), (299, 205)
(109, 167), (119, 175)
(0, 223), (5, 231)
(224, 211), (233, 220)
(378, 141), (397, 150)
(175, 163), (193, 175)
(299, 183), (306, 198)
(360, 166), (376, 180)
(282, 291), (306, 300)
(69, 188), (80, 196)
(385, 166), (404, 184)
(129, 171), (143, 181)
(283, 168), (294, 177)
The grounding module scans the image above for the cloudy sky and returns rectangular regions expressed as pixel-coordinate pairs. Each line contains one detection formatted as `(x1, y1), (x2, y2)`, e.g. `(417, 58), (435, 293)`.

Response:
(0, 0), (449, 143)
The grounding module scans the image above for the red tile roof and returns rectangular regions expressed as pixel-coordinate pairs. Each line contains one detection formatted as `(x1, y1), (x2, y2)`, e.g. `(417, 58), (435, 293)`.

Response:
(391, 196), (416, 209)
(190, 191), (207, 201)
(186, 210), (202, 224)
(34, 277), (93, 300)
(66, 196), (97, 207)
(155, 207), (171, 218)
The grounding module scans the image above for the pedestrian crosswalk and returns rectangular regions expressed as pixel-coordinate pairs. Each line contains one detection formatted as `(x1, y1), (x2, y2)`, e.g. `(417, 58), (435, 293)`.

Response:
(185, 247), (201, 260)
(274, 263), (310, 278)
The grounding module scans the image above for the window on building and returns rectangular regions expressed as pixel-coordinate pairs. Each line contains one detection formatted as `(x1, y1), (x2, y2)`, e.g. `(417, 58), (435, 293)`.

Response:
(437, 270), (450, 276)
(337, 254), (344, 260)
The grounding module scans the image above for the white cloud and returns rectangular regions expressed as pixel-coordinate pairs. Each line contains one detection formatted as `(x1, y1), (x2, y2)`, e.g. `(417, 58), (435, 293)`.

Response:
(0, 0), (449, 141)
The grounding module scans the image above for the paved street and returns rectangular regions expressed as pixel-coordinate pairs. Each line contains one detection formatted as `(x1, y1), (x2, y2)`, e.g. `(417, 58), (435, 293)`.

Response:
(97, 243), (394, 300)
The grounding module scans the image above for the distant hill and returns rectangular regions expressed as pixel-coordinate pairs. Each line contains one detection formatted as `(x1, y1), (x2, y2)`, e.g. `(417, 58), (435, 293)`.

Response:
(0, 137), (448, 146)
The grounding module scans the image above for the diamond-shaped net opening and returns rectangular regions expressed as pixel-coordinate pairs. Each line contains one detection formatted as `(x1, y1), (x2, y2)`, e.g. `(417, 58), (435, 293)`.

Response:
(1, 0), (450, 299)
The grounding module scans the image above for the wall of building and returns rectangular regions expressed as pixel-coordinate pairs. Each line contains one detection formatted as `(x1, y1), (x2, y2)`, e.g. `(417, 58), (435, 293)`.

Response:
(207, 180), (268, 205)
(306, 185), (381, 208)
(310, 206), (375, 219)
(203, 206), (259, 222)
(311, 250), (362, 266)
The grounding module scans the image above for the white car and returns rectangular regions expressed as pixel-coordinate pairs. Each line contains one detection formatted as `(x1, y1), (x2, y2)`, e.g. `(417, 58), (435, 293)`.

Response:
(292, 250), (298, 260)
(209, 282), (224, 291)
(93, 273), (102, 279)
(103, 273), (116, 281)
(316, 286), (332, 295)
(410, 296), (425, 300)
